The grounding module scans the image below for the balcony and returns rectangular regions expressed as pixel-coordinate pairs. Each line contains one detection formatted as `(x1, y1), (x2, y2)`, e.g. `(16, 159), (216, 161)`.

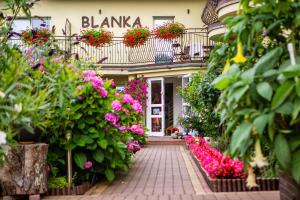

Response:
(216, 0), (240, 21)
(207, 22), (226, 40)
(8, 29), (213, 72)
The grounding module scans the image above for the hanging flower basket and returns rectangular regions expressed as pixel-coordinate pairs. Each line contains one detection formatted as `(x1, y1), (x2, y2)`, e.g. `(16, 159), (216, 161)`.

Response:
(81, 29), (113, 47)
(123, 27), (150, 48)
(153, 22), (185, 40)
(20, 27), (52, 46)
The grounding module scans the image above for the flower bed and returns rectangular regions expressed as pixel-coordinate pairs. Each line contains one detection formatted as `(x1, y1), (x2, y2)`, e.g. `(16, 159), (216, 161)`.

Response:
(47, 182), (91, 196)
(123, 27), (150, 48)
(185, 136), (279, 192)
(81, 29), (113, 47)
(153, 22), (185, 40)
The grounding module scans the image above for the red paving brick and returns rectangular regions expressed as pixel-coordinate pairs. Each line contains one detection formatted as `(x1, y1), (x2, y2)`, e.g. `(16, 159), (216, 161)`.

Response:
(43, 145), (280, 200)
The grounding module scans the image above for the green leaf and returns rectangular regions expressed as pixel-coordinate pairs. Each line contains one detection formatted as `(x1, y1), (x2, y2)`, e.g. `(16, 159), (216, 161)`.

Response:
(291, 150), (300, 184)
(296, 80), (300, 97)
(87, 143), (97, 150)
(276, 102), (293, 115)
(254, 47), (283, 74)
(257, 82), (273, 101)
(275, 134), (291, 170)
(271, 80), (294, 110)
(78, 121), (85, 129)
(98, 139), (108, 149)
(232, 85), (249, 101)
(74, 152), (87, 169)
(93, 150), (104, 163)
(105, 168), (115, 182)
(253, 115), (268, 135)
(73, 135), (94, 146)
(73, 113), (82, 120)
(282, 64), (300, 78)
(230, 121), (252, 155)
(212, 75), (230, 90)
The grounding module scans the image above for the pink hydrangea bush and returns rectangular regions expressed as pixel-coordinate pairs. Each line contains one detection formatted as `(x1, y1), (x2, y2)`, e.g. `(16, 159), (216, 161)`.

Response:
(185, 135), (246, 179)
(71, 71), (147, 182)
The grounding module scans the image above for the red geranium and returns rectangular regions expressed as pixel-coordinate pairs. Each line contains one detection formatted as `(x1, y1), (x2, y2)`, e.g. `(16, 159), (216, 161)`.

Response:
(81, 29), (113, 47)
(21, 27), (52, 46)
(153, 22), (185, 40)
(186, 135), (246, 179)
(123, 27), (150, 48)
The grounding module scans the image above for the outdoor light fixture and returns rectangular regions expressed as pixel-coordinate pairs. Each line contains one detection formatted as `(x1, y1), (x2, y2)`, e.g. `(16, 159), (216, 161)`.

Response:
(187, 9), (190, 14)
(99, 9), (102, 15)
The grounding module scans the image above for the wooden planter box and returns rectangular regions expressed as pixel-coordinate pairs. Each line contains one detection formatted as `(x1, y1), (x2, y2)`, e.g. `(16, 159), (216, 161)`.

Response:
(46, 182), (91, 196)
(187, 145), (279, 192)
(279, 172), (300, 200)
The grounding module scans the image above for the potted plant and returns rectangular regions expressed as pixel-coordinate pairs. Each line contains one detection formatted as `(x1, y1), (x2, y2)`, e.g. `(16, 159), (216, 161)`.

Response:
(210, 0), (300, 198)
(153, 22), (185, 40)
(81, 28), (113, 47)
(123, 27), (150, 47)
(21, 27), (53, 46)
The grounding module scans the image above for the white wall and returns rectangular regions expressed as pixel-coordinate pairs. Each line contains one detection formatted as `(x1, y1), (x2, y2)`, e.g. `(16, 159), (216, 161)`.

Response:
(13, 0), (207, 36)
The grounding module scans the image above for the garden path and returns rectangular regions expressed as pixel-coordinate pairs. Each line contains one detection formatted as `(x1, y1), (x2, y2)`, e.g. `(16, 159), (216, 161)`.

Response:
(43, 145), (280, 200)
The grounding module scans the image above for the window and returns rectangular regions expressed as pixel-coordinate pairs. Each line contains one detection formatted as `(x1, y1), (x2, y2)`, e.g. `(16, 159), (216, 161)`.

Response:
(12, 17), (51, 33)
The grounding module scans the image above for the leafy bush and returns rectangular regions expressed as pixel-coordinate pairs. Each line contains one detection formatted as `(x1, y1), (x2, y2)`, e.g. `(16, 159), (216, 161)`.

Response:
(178, 70), (220, 139)
(211, 0), (300, 187)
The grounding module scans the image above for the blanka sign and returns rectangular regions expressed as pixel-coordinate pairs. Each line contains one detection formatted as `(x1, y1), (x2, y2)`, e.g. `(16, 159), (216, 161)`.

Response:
(82, 16), (142, 28)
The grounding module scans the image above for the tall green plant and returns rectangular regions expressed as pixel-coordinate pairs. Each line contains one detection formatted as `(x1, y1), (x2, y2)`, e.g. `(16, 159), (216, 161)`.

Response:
(212, 0), (300, 187)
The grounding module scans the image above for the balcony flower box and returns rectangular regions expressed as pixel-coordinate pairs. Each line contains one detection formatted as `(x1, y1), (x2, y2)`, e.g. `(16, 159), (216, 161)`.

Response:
(123, 27), (150, 48)
(153, 22), (185, 40)
(81, 29), (113, 47)
(185, 136), (279, 192)
(21, 27), (52, 46)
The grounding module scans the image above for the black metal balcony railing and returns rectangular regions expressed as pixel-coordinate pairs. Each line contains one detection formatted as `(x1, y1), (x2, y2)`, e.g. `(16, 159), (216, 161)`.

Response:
(8, 28), (214, 66)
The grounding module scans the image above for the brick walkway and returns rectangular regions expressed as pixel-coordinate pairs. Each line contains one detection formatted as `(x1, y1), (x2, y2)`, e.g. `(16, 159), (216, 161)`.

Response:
(43, 145), (280, 200)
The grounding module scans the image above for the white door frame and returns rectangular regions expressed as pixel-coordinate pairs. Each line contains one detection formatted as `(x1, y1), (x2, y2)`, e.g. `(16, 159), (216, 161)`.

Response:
(147, 77), (165, 136)
(182, 74), (192, 118)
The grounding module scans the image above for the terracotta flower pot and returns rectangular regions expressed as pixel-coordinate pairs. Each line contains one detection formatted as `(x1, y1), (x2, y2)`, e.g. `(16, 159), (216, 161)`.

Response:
(279, 171), (300, 200)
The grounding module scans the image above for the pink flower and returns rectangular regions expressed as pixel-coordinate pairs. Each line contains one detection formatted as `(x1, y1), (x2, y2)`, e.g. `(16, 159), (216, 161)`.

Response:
(77, 85), (84, 90)
(118, 125), (127, 132)
(83, 161), (92, 169)
(110, 80), (115, 87)
(91, 77), (103, 90)
(131, 100), (142, 113)
(129, 124), (144, 135)
(112, 100), (122, 111)
(126, 140), (141, 153)
(83, 70), (97, 82)
(122, 94), (134, 104)
(115, 92), (120, 96)
(52, 56), (63, 63)
(99, 87), (108, 97)
(104, 113), (120, 125)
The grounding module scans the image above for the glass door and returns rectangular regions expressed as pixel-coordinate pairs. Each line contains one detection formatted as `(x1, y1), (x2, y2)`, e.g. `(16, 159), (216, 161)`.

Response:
(147, 78), (165, 136)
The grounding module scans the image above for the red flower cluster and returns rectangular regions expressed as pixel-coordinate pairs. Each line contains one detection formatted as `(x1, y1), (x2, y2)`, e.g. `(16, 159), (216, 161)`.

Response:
(186, 135), (246, 179)
(21, 28), (52, 46)
(153, 22), (185, 40)
(81, 29), (113, 47)
(123, 27), (150, 48)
